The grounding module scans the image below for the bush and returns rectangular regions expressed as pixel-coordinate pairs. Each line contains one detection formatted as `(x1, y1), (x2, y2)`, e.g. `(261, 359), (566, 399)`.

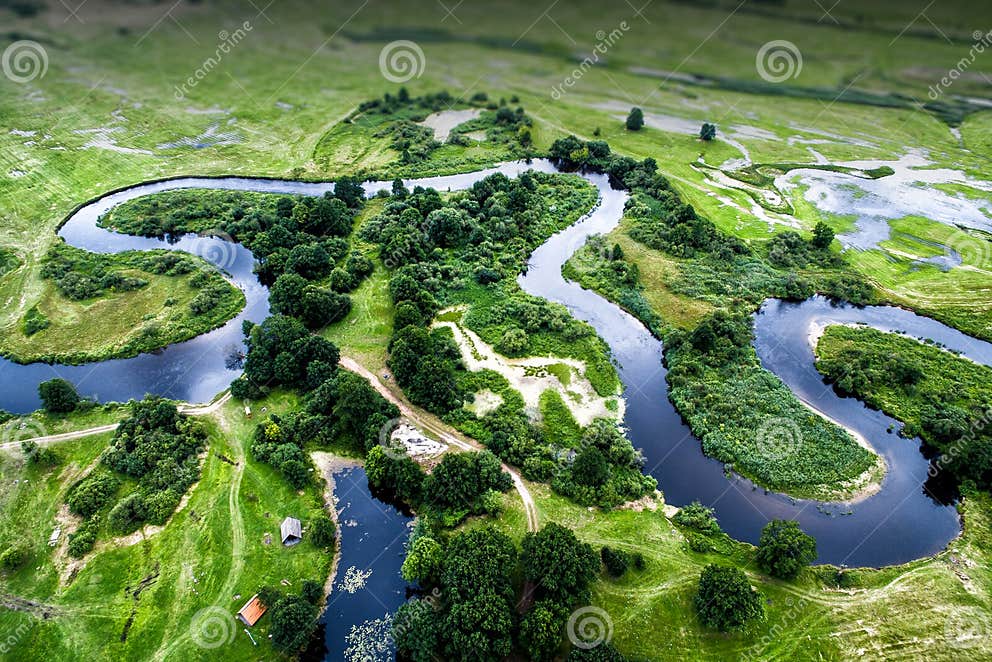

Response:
(0, 544), (29, 572)
(600, 546), (630, 578)
(68, 519), (100, 557)
(108, 493), (146, 534)
(67, 474), (120, 518)
(309, 515), (336, 549)
(673, 501), (720, 534)
(694, 564), (764, 631)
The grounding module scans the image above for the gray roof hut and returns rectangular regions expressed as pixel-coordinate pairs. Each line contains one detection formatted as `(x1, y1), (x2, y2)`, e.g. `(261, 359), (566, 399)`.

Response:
(280, 517), (302, 546)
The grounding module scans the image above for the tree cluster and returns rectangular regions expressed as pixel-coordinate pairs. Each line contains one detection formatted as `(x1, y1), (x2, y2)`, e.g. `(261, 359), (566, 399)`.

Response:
(394, 523), (603, 662)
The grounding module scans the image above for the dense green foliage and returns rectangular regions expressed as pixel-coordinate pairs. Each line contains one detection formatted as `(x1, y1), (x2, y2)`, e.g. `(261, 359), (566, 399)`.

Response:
(625, 107), (644, 131)
(249, 367), (399, 487)
(522, 523), (600, 605)
(316, 90), (535, 177)
(38, 378), (80, 413)
(62, 398), (205, 551)
(816, 325), (992, 489)
(555, 134), (878, 496)
(694, 564), (764, 631)
(755, 520), (817, 579)
(394, 522), (604, 661)
(359, 169), (651, 507)
(100, 398), (206, 533)
(259, 583), (326, 653)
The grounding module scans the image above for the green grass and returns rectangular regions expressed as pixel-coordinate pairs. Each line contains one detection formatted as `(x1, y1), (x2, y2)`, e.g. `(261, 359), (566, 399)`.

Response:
(528, 484), (992, 661)
(0, 392), (333, 661)
(538, 388), (582, 447)
(0, 249), (244, 365)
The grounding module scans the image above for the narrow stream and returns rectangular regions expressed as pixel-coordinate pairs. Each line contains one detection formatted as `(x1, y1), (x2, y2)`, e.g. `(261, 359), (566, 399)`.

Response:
(2, 160), (989, 567)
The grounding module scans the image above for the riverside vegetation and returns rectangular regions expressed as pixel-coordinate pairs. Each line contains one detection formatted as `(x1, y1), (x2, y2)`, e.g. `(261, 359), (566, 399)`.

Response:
(557, 135), (878, 498)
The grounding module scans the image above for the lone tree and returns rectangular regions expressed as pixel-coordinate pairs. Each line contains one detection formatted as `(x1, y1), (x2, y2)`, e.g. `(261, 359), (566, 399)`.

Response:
(756, 519), (817, 579)
(811, 221), (835, 251)
(38, 378), (80, 413)
(625, 107), (644, 131)
(694, 564), (764, 631)
(699, 122), (717, 141)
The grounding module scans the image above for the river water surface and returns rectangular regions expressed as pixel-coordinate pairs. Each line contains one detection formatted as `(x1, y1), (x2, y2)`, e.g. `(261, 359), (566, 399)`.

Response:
(3, 160), (991, 570)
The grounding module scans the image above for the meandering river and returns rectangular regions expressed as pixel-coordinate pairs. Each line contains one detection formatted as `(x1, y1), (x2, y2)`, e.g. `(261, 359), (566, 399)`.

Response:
(3, 159), (990, 572)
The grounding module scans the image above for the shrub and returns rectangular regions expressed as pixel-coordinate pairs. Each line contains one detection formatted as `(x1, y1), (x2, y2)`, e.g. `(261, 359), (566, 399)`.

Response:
(0, 544), (29, 572)
(601, 546), (630, 578)
(67, 474), (120, 518)
(673, 501), (720, 534)
(309, 515), (336, 549)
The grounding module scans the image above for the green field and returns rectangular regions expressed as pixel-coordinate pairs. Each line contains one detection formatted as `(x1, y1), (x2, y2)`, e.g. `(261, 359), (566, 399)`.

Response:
(0, 393), (334, 661)
(3, 0), (992, 659)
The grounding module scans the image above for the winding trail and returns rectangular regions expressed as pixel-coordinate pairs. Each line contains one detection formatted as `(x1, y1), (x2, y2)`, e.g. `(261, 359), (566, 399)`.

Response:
(339, 357), (539, 532)
(4, 362), (539, 534)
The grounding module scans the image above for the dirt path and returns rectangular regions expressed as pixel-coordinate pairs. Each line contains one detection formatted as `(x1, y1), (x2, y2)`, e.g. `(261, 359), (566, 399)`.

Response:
(151, 410), (246, 662)
(1, 393), (233, 451)
(340, 356), (539, 532)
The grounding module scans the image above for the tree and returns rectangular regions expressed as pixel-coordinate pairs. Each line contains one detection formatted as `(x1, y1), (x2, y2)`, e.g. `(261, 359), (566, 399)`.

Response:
(401, 536), (443, 585)
(441, 527), (517, 601)
(444, 593), (515, 661)
(756, 520), (817, 579)
(572, 447), (609, 487)
(625, 107), (644, 131)
(567, 642), (627, 661)
(38, 378), (80, 413)
(812, 221), (835, 250)
(520, 600), (568, 661)
(393, 598), (442, 661)
(699, 122), (717, 141)
(67, 474), (119, 518)
(309, 515), (336, 549)
(521, 523), (599, 605)
(0, 544), (29, 572)
(673, 501), (720, 534)
(424, 451), (511, 514)
(269, 594), (317, 652)
(498, 328), (529, 355)
(694, 564), (764, 631)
